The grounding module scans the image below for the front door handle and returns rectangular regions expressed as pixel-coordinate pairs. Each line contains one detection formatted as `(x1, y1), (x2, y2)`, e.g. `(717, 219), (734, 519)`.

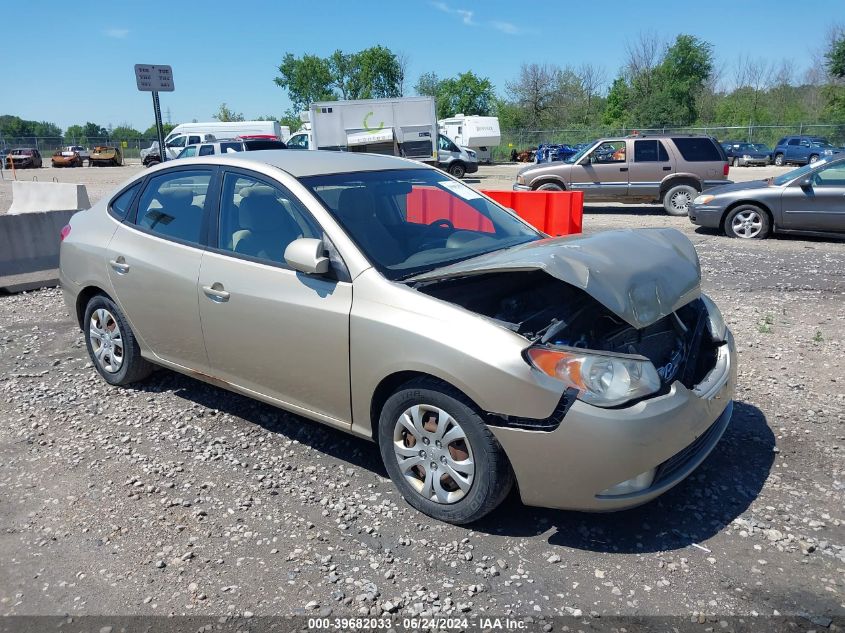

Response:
(663, 166), (672, 171)
(619, 167), (628, 172)
(202, 283), (230, 302)
(109, 257), (130, 274)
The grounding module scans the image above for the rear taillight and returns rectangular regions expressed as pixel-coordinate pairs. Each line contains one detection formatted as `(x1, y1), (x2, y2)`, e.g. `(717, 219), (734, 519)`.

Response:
(60, 224), (71, 241)
(723, 163), (730, 176)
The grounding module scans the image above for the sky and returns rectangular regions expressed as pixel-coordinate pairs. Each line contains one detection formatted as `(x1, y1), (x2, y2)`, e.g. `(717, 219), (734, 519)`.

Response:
(1, 0), (842, 132)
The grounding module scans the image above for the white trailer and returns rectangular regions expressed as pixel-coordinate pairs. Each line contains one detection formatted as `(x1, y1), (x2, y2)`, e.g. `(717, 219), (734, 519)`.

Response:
(438, 114), (501, 163)
(310, 96), (437, 162)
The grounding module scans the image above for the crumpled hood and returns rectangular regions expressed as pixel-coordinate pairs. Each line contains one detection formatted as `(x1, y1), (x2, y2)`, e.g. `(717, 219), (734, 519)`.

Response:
(410, 228), (702, 329)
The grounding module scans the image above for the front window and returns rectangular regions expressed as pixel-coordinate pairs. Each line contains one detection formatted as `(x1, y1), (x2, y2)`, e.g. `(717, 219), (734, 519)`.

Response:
(772, 159), (830, 186)
(287, 134), (308, 149)
(588, 141), (626, 164)
(178, 146), (197, 158)
(299, 168), (540, 280)
(166, 136), (186, 148)
(811, 162), (845, 186)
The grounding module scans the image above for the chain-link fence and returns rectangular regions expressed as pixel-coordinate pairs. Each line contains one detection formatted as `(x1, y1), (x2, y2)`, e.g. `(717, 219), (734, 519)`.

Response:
(0, 137), (158, 159)
(495, 123), (845, 161)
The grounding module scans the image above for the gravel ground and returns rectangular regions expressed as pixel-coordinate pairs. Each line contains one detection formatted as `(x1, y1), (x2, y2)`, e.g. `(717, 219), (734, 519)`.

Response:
(0, 164), (843, 626)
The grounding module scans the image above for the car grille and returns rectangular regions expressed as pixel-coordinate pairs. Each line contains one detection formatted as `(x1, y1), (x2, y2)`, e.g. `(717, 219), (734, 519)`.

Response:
(653, 417), (723, 486)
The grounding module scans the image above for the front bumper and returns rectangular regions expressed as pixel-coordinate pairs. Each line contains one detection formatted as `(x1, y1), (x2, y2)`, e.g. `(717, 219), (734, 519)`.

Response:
(738, 157), (769, 166)
(465, 162), (479, 174)
(688, 203), (726, 228)
(512, 183), (532, 191)
(491, 330), (737, 511)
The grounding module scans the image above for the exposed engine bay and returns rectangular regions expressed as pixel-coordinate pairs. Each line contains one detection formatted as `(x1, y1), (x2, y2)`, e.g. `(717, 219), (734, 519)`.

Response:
(414, 270), (719, 389)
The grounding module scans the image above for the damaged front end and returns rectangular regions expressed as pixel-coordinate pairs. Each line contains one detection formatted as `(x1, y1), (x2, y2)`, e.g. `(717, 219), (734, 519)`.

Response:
(411, 229), (725, 422)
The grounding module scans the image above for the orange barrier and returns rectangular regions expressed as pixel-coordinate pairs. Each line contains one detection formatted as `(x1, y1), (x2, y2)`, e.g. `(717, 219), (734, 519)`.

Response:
(481, 190), (583, 236)
(405, 187), (583, 236)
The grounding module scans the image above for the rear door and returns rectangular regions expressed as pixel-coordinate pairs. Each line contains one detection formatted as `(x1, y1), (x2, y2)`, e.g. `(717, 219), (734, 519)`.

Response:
(569, 140), (628, 199)
(781, 161), (845, 232)
(631, 139), (672, 199)
(106, 167), (217, 370)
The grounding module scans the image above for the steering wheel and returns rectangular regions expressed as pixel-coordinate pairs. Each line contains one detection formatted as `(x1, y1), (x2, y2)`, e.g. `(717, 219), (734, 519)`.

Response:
(427, 218), (455, 231)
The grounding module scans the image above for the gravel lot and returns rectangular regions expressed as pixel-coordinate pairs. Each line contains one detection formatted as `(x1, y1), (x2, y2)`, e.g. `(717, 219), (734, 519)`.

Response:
(0, 160), (843, 627)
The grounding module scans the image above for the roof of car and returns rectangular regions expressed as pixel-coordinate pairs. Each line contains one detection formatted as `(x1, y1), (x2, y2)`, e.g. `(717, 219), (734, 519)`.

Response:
(176, 149), (421, 177)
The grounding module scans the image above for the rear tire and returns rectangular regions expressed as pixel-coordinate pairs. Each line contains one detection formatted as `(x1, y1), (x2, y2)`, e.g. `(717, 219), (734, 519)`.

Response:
(774, 153), (784, 166)
(724, 204), (770, 240)
(809, 154), (819, 164)
(662, 183), (698, 216)
(378, 378), (513, 524)
(83, 295), (153, 386)
(448, 162), (466, 179)
(536, 182), (564, 191)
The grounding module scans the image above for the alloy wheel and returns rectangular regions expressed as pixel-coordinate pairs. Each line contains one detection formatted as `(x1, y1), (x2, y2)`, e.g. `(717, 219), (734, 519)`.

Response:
(731, 209), (763, 238)
(89, 308), (124, 373)
(392, 404), (475, 504)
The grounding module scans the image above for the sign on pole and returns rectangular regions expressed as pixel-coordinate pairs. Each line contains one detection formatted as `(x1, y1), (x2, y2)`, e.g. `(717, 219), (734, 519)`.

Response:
(134, 65), (175, 92)
(135, 64), (174, 162)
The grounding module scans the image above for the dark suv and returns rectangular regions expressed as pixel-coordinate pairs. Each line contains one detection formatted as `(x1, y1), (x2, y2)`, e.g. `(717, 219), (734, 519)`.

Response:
(772, 136), (843, 166)
(514, 134), (731, 215)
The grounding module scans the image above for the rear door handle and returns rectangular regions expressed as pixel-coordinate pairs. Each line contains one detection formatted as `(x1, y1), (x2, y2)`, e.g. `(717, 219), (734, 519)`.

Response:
(109, 258), (130, 274)
(202, 283), (230, 302)
(663, 166), (672, 171)
(619, 167), (628, 172)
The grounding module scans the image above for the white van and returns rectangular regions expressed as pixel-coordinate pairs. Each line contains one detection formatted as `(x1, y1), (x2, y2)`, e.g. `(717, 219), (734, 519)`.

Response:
(438, 114), (501, 163)
(160, 121), (290, 160)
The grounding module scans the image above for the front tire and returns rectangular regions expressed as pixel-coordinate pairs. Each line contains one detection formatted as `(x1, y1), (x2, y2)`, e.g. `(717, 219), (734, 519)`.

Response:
(448, 162), (466, 179)
(809, 154), (819, 164)
(732, 157), (740, 167)
(378, 378), (513, 524)
(774, 153), (784, 166)
(83, 295), (153, 386)
(536, 182), (564, 191)
(724, 204), (770, 239)
(662, 183), (698, 216)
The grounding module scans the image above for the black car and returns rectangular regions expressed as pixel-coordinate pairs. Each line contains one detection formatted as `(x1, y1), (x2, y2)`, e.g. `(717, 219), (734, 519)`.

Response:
(689, 156), (845, 239)
(723, 142), (771, 167)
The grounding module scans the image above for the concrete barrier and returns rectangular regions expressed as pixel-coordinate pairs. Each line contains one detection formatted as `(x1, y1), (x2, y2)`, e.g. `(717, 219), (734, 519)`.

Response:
(8, 181), (90, 214)
(0, 210), (76, 292)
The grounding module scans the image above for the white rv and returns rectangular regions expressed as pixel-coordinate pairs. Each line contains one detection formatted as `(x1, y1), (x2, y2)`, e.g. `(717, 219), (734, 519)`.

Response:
(438, 114), (501, 163)
(285, 97), (478, 177)
(157, 121), (291, 160)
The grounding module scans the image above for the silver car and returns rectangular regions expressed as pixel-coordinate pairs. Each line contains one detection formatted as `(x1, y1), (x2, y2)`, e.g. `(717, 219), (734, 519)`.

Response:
(59, 151), (736, 524)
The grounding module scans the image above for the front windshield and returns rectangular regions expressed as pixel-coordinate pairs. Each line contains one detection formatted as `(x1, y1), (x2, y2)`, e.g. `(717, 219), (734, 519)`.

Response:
(772, 159), (828, 186)
(299, 168), (541, 280)
(564, 142), (594, 164)
(752, 143), (770, 151)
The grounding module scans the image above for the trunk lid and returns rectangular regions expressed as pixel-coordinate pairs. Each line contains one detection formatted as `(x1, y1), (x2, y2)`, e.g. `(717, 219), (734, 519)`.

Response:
(409, 228), (701, 329)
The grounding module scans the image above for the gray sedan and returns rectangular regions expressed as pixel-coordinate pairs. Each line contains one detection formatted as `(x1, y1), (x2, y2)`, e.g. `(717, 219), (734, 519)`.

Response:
(689, 157), (845, 239)
(59, 150), (735, 524)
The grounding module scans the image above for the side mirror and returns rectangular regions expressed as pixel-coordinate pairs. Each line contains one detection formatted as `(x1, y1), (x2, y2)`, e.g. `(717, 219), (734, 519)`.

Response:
(799, 177), (814, 189)
(284, 238), (329, 275)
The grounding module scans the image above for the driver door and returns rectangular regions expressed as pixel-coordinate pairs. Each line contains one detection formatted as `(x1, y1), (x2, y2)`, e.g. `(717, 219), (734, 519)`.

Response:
(568, 140), (629, 199)
(781, 162), (845, 232)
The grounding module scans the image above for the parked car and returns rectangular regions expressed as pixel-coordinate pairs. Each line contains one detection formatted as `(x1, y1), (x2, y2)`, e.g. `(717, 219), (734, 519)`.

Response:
(65, 145), (90, 162)
(4, 148), (43, 169)
(51, 149), (84, 168)
(771, 136), (843, 166)
(175, 138), (287, 159)
(514, 134), (731, 216)
(90, 146), (123, 166)
(689, 156), (845, 239)
(723, 142), (771, 167)
(436, 133), (478, 178)
(60, 150), (735, 524)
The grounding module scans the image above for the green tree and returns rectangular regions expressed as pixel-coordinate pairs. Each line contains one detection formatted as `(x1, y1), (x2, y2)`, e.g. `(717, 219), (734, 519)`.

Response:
(213, 103), (245, 122)
(143, 122), (176, 137)
(603, 76), (630, 126)
(82, 122), (108, 138)
(274, 53), (335, 113)
(110, 125), (142, 140)
(827, 33), (845, 78)
(415, 71), (441, 97)
(435, 71), (495, 117)
(653, 34), (714, 125)
(353, 45), (402, 99)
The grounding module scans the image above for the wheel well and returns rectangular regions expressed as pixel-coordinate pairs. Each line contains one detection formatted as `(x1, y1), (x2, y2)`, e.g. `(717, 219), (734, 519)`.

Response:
(531, 177), (566, 190)
(659, 176), (701, 199)
(720, 200), (774, 232)
(74, 286), (110, 329)
(369, 371), (477, 443)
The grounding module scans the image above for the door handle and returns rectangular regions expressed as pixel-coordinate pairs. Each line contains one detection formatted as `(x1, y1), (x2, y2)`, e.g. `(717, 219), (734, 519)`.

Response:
(202, 283), (230, 302)
(663, 166), (672, 171)
(619, 167), (628, 172)
(109, 258), (130, 274)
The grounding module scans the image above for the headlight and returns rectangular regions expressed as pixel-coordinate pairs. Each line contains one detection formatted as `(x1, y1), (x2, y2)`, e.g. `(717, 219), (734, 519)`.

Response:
(526, 348), (661, 407)
(700, 294), (727, 341)
(693, 194), (715, 205)
(516, 174), (525, 185)
(742, 154), (751, 159)
(824, 149), (833, 155)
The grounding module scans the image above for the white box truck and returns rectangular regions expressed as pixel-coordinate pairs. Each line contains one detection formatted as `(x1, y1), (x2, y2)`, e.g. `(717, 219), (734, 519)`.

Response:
(152, 121), (291, 160)
(438, 114), (501, 163)
(310, 96), (437, 162)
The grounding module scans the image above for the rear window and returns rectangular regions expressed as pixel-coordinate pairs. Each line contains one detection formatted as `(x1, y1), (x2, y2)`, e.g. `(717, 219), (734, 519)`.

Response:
(671, 138), (723, 162)
(244, 140), (287, 150)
